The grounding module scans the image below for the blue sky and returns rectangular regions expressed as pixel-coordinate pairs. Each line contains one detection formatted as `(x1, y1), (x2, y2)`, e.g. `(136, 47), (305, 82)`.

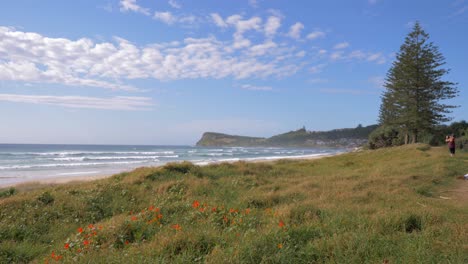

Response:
(0, 0), (466, 145)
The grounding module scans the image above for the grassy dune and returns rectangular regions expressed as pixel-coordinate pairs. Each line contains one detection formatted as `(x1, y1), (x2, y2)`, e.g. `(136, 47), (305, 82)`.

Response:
(0, 144), (467, 263)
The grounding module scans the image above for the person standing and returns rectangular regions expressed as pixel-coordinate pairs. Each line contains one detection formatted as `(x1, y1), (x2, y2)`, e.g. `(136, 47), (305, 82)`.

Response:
(445, 135), (456, 157)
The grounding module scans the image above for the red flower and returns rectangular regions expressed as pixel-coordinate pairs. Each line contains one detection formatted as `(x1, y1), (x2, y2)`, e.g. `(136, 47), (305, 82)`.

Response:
(278, 220), (285, 228)
(212, 207), (217, 212)
(98, 225), (103, 230)
(64, 243), (70, 249)
(83, 240), (90, 246)
(171, 224), (182, 231)
(88, 224), (94, 229)
(157, 214), (163, 219)
(125, 240), (129, 245)
(245, 208), (251, 215)
(192, 200), (200, 208)
(131, 216), (138, 221)
(199, 207), (206, 212)
(77, 227), (83, 233)
(149, 205), (155, 211)
(223, 216), (229, 223)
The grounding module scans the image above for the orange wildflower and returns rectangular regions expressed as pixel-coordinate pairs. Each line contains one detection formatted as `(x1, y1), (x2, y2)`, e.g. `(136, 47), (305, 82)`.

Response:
(212, 207), (217, 212)
(77, 249), (82, 253)
(64, 243), (70, 249)
(88, 224), (94, 229)
(277, 243), (283, 249)
(192, 200), (200, 208)
(125, 240), (129, 245)
(171, 224), (182, 231)
(223, 216), (229, 223)
(77, 227), (83, 233)
(157, 213), (163, 219)
(131, 216), (138, 221)
(245, 208), (251, 215)
(98, 225), (103, 230)
(199, 207), (206, 212)
(278, 220), (285, 228)
(229, 208), (238, 213)
(83, 240), (90, 246)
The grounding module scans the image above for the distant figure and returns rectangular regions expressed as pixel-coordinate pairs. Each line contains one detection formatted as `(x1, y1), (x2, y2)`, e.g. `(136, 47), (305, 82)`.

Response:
(445, 134), (456, 157)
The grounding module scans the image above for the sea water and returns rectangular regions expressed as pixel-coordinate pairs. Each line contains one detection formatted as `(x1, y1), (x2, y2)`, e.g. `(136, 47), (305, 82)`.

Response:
(0, 144), (345, 186)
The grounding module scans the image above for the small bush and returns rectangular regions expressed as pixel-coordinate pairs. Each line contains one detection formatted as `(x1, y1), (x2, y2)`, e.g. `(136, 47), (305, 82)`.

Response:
(0, 188), (17, 198)
(37, 191), (54, 205)
(368, 125), (404, 149)
(403, 215), (422, 233)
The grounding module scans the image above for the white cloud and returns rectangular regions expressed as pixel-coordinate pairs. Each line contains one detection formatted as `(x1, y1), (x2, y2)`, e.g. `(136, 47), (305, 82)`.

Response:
(239, 84), (273, 91)
(368, 76), (385, 88)
(248, 41), (277, 56)
(319, 88), (378, 95)
(0, 26), (301, 88)
(307, 31), (326, 40)
(367, 52), (386, 64)
(330, 51), (344, 60)
(154, 11), (177, 24)
(119, 0), (150, 16)
(368, 0), (378, 4)
(0, 94), (153, 110)
(288, 22), (304, 39)
(264, 16), (281, 38)
(211, 13), (228, 28)
(168, 0), (181, 9)
(318, 49), (327, 55)
(248, 0), (260, 8)
(309, 64), (326, 74)
(333, 42), (350, 49)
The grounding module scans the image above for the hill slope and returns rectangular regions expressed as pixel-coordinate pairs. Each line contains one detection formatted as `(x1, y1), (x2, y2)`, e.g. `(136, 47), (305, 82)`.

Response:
(0, 145), (467, 263)
(196, 125), (378, 147)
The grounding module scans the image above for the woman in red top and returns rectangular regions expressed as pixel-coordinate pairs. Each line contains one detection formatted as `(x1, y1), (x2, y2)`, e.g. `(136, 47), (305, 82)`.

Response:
(445, 135), (456, 157)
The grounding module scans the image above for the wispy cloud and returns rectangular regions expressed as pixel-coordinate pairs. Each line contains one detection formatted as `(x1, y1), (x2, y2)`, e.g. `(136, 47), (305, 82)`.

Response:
(368, 76), (385, 88)
(288, 22), (304, 39)
(0, 94), (153, 110)
(307, 31), (326, 40)
(168, 0), (181, 9)
(319, 88), (378, 95)
(309, 64), (327, 74)
(333, 42), (350, 49)
(239, 84), (273, 91)
(119, 0), (150, 16)
(368, 0), (378, 5)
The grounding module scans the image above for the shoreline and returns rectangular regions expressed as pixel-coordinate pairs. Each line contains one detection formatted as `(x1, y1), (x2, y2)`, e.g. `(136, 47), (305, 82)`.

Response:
(0, 152), (341, 189)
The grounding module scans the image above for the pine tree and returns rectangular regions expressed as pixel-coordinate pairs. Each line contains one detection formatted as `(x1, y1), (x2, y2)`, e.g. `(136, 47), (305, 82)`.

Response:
(379, 22), (458, 144)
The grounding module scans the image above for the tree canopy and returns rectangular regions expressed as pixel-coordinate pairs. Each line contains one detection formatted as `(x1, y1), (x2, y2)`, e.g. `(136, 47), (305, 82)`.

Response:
(379, 22), (458, 144)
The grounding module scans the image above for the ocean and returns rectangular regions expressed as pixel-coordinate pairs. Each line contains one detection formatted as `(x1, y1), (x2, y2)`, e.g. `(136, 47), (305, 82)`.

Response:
(0, 144), (345, 187)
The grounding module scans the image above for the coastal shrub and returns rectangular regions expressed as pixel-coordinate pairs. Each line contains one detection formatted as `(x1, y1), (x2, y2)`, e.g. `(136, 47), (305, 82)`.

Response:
(368, 125), (403, 149)
(403, 214), (422, 233)
(37, 191), (54, 205)
(0, 188), (16, 198)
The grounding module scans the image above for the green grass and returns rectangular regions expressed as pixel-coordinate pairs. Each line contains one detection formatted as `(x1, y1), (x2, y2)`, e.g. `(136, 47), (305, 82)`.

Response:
(0, 144), (467, 263)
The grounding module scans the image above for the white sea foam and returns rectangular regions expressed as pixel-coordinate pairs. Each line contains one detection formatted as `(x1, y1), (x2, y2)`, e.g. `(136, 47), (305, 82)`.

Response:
(0, 160), (151, 170)
(52, 156), (162, 161)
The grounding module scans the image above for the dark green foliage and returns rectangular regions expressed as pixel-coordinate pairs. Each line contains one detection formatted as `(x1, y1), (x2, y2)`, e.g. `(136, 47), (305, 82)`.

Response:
(0, 188), (17, 198)
(368, 125), (404, 149)
(379, 22), (458, 144)
(197, 124), (378, 147)
(403, 215), (422, 233)
(37, 191), (54, 205)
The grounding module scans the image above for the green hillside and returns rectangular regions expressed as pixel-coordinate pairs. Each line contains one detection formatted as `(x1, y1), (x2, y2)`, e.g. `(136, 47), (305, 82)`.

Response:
(0, 144), (467, 263)
(196, 125), (378, 147)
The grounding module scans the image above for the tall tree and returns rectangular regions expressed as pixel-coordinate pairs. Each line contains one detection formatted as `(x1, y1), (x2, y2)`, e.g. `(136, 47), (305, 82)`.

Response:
(379, 22), (458, 143)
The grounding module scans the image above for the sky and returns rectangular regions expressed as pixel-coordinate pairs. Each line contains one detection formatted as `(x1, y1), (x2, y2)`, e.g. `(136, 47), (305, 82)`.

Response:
(0, 0), (466, 145)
